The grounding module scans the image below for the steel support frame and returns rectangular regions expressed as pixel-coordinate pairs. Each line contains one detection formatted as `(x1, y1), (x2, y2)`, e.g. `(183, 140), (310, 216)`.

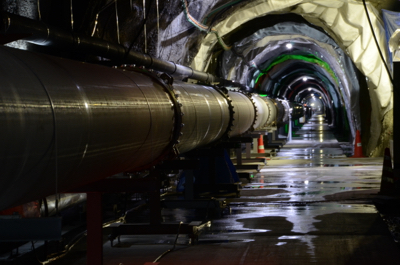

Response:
(67, 173), (161, 265)
(86, 192), (103, 265)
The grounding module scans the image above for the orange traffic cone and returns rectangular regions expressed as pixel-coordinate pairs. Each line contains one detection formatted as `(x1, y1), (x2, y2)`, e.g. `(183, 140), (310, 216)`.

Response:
(351, 130), (364, 158)
(379, 148), (397, 195)
(258, 135), (265, 153)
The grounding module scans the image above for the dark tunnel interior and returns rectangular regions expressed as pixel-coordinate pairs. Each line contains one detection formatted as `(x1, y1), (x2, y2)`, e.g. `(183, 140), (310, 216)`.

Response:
(0, 1), (399, 264)
(2, 0), (392, 151)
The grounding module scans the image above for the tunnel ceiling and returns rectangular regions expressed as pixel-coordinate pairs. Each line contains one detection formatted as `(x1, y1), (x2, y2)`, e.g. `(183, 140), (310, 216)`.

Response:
(184, 0), (395, 156)
(2, 0), (399, 156)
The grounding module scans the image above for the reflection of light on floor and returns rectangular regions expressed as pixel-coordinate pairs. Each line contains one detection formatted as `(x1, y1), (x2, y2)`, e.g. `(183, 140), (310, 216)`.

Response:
(5, 40), (28, 50)
(231, 114), (385, 261)
(278, 235), (317, 260)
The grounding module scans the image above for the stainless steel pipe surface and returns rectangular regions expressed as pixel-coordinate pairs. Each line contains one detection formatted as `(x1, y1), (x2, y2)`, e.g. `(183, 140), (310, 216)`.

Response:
(262, 97), (278, 128)
(0, 46), (175, 210)
(228, 92), (256, 136)
(41, 194), (87, 217)
(173, 82), (230, 154)
(273, 99), (290, 124)
(252, 95), (270, 130)
(0, 46), (260, 211)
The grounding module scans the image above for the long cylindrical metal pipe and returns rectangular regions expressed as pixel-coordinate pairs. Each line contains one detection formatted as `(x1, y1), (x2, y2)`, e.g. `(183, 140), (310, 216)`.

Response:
(274, 99), (290, 124)
(0, 46), (259, 211)
(173, 82), (231, 153)
(0, 12), (237, 85)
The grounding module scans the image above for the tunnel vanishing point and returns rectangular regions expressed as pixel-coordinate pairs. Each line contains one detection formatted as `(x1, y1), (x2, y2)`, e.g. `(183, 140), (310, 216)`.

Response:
(0, 1), (399, 259)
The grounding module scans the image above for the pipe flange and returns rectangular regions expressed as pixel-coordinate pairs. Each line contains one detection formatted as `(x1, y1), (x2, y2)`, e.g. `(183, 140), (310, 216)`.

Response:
(260, 97), (273, 129)
(118, 66), (183, 167)
(264, 99), (272, 127)
(237, 90), (257, 132)
(278, 99), (291, 123)
(155, 73), (184, 157)
(213, 85), (235, 139)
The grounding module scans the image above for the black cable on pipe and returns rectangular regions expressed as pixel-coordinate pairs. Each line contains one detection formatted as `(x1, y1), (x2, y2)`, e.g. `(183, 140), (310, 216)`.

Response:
(125, 0), (154, 58)
(362, 0), (394, 86)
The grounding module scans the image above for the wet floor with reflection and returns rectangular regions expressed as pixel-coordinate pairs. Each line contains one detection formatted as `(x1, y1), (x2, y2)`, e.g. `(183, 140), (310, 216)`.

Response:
(162, 114), (399, 264)
(98, 115), (399, 265)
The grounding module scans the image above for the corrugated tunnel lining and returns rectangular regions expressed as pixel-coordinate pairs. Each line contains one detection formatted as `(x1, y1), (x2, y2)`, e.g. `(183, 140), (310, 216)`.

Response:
(189, 0), (393, 155)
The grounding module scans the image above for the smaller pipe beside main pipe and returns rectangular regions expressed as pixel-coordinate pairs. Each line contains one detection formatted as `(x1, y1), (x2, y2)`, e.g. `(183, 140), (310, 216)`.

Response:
(0, 46), (264, 211)
(0, 12), (230, 85)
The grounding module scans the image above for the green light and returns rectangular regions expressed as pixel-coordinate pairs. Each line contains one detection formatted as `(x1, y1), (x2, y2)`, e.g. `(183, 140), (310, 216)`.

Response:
(254, 54), (339, 87)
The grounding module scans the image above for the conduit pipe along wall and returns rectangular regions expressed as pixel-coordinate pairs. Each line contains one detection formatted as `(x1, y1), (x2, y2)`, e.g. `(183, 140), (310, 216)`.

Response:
(0, 12), (233, 85)
(0, 46), (264, 211)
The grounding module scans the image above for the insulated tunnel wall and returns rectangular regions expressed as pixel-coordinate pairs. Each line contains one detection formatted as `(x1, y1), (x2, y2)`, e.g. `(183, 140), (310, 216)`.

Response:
(0, 46), (266, 211)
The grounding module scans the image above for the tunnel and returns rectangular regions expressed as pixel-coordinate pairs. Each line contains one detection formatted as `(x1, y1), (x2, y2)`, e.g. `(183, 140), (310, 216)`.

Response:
(2, 0), (393, 155)
(0, 0), (400, 264)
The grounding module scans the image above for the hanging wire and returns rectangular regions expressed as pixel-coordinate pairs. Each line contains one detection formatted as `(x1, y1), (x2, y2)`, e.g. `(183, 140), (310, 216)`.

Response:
(70, 0), (74, 30)
(202, 0), (244, 25)
(156, 0), (160, 56)
(362, 0), (394, 85)
(91, 1), (117, 37)
(143, 0), (147, 53)
(115, 0), (120, 44)
(37, 0), (42, 21)
(125, 0), (153, 58)
(91, 13), (99, 37)
(181, 0), (231, 50)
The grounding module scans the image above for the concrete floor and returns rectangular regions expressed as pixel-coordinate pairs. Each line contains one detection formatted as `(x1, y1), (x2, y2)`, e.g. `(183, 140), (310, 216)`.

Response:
(48, 115), (400, 264)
